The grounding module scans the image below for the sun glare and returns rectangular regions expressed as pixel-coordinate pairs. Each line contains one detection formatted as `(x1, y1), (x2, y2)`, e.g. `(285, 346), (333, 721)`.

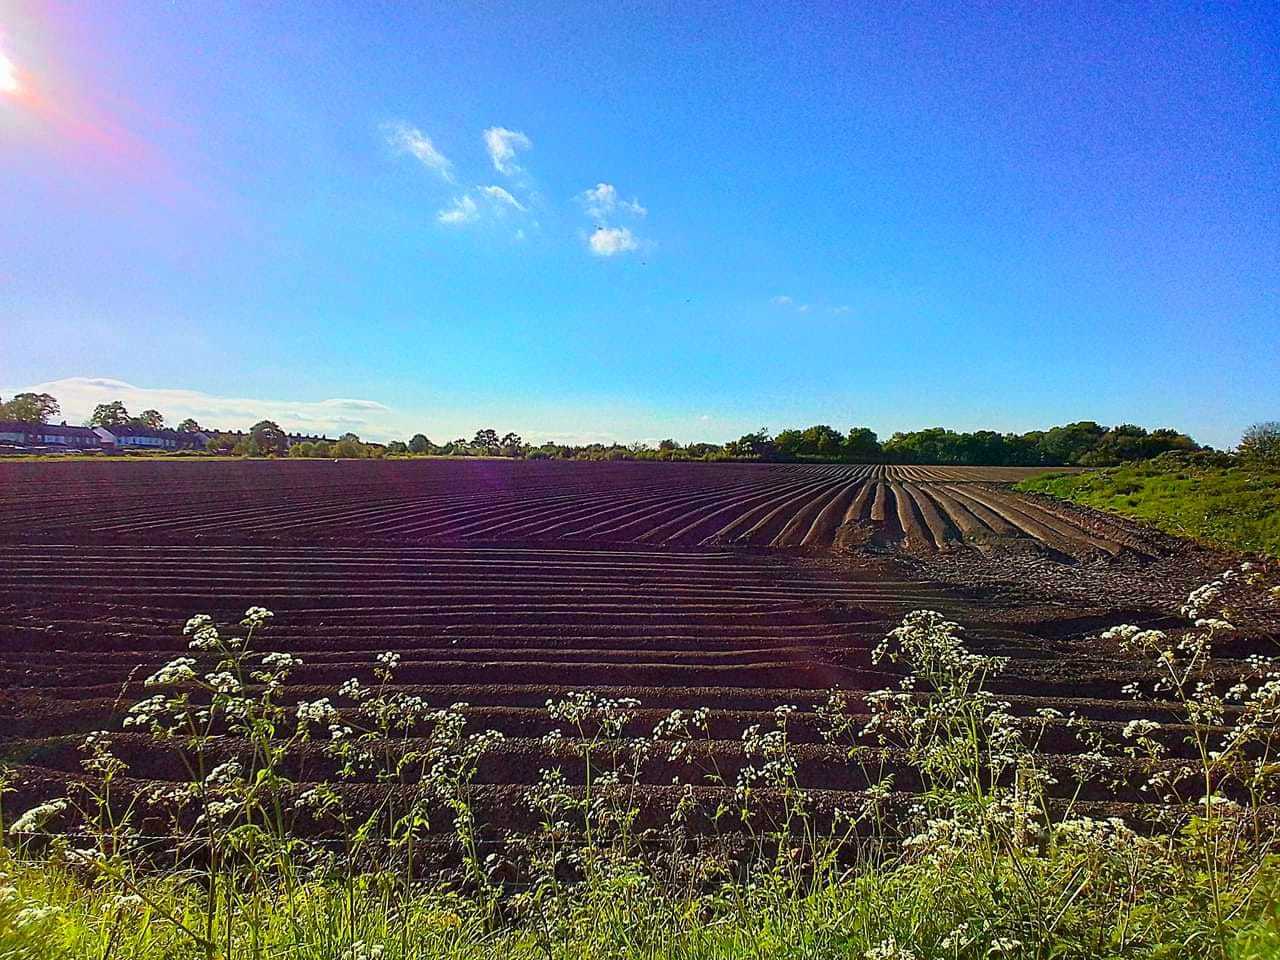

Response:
(0, 53), (19, 95)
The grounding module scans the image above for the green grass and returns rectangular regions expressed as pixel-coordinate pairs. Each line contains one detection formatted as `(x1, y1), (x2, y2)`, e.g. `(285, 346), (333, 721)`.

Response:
(1018, 454), (1280, 558)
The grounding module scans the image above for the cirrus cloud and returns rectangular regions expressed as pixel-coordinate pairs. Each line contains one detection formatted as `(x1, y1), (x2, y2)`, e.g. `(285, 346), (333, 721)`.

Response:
(483, 126), (531, 175)
(384, 121), (453, 181)
(437, 194), (479, 225)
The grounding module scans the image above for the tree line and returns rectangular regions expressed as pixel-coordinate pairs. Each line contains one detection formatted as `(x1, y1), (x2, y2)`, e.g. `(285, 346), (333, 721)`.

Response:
(7, 390), (1276, 467)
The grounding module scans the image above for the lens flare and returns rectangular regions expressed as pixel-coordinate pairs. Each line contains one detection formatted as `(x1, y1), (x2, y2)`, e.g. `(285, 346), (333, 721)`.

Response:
(0, 52), (18, 95)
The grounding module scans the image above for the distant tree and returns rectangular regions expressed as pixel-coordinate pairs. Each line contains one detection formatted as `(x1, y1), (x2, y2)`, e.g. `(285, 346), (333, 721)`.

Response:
(205, 433), (237, 454)
(657, 438), (679, 452)
(728, 428), (774, 459)
(1037, 421), (1107, 465)
(134, 409), (165, 429)
(331, 438), (364, 459)
(339, 432), (361, 443)
(386, 440), (408, 455)
(288, 441), (315, 458)
(685, 442), (723, 459)
(1002, 431), (1045, 466)
(843, 427), (881, 461)
(177, 418), (202, 433)
(312, 441), (333, 458)
(89, 401), (131, 428)
(473, 428), (500, 451)
(408, 433), (432, 454)
(773, 429), (804, 459)
(248, 420), (288, 456)
(0, 392), (61, 424)
(1238, 422), (1280, 465)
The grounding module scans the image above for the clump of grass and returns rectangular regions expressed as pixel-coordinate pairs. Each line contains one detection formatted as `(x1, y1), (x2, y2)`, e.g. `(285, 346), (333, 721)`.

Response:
(1018, 452), (1280, 557)
(4, 566), (1280, 958)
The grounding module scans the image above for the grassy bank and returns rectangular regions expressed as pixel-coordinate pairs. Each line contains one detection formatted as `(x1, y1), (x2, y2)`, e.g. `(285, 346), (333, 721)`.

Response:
(1017, 454), (1280, 558)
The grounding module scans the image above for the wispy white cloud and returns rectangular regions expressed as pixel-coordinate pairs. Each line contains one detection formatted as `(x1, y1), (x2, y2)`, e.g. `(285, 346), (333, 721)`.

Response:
(483, 126), (531, 175)
(7, 377), (393, 438)
(437, 194), (479, 225)
(588, 226), (639, 257)
(772, 295), (848, 315)
(480, 184), (527, 212)
(578, 183), (646, 220)
(384, 122), (453, 181)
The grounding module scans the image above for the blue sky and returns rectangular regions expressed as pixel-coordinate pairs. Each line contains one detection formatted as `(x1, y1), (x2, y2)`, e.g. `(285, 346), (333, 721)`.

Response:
(1, 1), (1276, 447)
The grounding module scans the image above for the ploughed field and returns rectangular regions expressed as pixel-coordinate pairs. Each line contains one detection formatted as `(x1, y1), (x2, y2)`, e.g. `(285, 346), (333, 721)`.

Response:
(0, 459), (1269, 849)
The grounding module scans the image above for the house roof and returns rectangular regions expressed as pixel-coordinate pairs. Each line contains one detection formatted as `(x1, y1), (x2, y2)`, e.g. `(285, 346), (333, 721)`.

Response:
(0, 420), (100, 438)
(94, 424), (210, 440)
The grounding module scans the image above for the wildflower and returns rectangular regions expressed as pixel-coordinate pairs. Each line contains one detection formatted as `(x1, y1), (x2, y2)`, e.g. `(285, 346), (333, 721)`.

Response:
(9, 798), (68, 835)
(145, 657), (197, 687)
(988, 938), (1023, 957)
(241, 606), (274, 628)
(204, 671), (241, 694)
(183, 614), (214, 635)
(864, 937), (918, 960)
(338, 678), (368, 701)
(204, 761), (243, 786)
(1122, 719), (1160, 739)
(296, 699), (337, 725)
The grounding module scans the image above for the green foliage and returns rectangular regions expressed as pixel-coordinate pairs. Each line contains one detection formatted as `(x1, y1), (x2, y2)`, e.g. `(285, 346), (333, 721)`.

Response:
(88, 400), (131, 428)
(0, 392), (60, 423)
(133, 409), (165, 430)
(1238, 422), (1280, 466)
(248, 420), (288, 456)
(408, 433), (432, 454)
(177, 418), (202, 433)
(1019, 452), (1280, 557)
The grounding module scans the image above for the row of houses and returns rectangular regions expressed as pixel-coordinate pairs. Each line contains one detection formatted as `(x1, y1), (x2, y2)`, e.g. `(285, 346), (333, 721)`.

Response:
(0, 421), (204, 451)
(0, 421), (335, 453)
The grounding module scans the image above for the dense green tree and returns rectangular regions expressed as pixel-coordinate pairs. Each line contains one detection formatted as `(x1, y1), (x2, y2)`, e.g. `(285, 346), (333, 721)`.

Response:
(0, 392), (61, 423)
(408, 433), (432, 454)
(1238, 422), (1280, 465)
(386, 440), (409, 455)
(177, 418), (202, 433)
(1038, 421), (1107, 465)
(843, 427), (881, 461)
(473, 428), (500, 451)
(727, 428), (774, 459)
(133, 409), (165, 429)
(89, 401), (131, 428)
(248, 420), (288, 456)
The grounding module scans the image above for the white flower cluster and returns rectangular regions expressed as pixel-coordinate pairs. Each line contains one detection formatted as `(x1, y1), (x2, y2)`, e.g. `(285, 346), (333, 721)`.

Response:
(184, 613), (221, 651)
(261, 652), (301, 671)
(145, 657), (197, 687)
(204, 760), (243, 787)
(8, 798), (68, 835)
(863, 937), (917, 960)
(240, 606), (274, 628)
(296, 699), (337, 726)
